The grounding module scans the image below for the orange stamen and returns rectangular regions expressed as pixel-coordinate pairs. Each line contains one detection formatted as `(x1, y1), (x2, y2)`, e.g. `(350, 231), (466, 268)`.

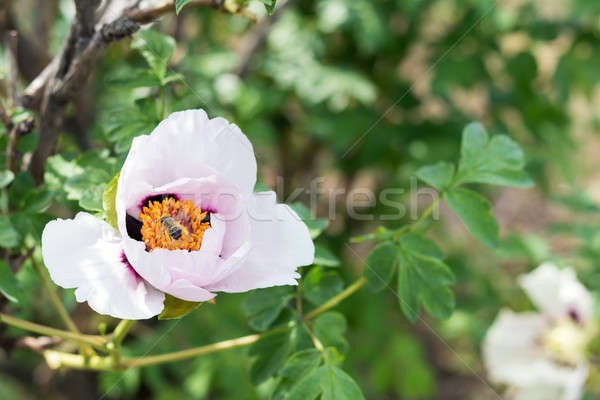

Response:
(139, 197), (210, 252)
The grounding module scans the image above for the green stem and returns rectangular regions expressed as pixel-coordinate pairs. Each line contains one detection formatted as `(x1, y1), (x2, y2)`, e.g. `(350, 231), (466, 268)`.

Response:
(0, 313), (106, 350)
(31, 258), (95, 356)
(123, 332), (263, 368)
(393, 196), (441, 240)
(36, 276), (367, 371)
(44, 350), (119, 371)
(303, 276), (366, 321)
(159, 86), (166, 119)
(32, 258), (80, 334)
(111, 320), (135, 346)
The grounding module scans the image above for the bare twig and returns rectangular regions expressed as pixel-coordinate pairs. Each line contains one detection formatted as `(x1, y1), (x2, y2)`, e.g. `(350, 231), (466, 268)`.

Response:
(22, 0), (233, 183)
(235, 0), (296, 78)
(4, 30), (19, 107)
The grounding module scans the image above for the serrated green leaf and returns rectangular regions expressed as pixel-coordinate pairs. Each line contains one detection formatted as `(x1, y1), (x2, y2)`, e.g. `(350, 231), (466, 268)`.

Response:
(396, 234), (455, 322)
(249, 329), (291, 384)
(0, 170), (14, 188)
(302, 267), (344, 305)
(243, 286), (294, 331)
(0, 261), (21, 303)
(364, 241), (397, 292)
(444, 187), (499, 248)
(0, 216), (19, 248)
(289, 203), (328, 239)
(454, 122), (533, 187)
(103, 173), (120, 230)
(175, 0), (193, 14)
(313, 245), (340, 267)
(158, 294), (202, 320)
(416, 161), (455, 191)
(131, 29), (175, 80)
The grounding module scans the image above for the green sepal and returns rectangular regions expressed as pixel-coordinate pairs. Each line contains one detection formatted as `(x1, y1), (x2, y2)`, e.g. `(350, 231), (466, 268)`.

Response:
(158, 294), (203, 320)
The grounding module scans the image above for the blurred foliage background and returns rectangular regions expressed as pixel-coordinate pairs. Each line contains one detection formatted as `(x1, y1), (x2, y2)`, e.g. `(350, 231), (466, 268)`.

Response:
(2, 0), (600, 398)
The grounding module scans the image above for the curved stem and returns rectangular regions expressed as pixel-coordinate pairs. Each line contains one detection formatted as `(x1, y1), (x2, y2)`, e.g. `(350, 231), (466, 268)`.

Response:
(111, 320), (135, 346)
(303, 276), (366, 321)
(0, 313), (106, 350)
(31, 258), (78, 333)
(122, 332), (262, 368)
(31, 257), (95, 356)
(393, 196), (441, 240)
(35, 276), (367, 371)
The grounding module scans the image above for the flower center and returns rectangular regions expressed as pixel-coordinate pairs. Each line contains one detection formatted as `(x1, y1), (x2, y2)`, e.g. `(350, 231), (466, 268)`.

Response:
(543, 319), (593, 366)
(139, 197), (210, 252)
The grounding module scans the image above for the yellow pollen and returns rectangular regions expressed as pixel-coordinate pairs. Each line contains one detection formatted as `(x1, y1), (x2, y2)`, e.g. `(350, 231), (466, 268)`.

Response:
(139, 198), (210, 252)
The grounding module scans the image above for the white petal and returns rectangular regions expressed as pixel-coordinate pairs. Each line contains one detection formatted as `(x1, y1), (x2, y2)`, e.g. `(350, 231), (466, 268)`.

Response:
(41, 213), (164, 319)
(510, 364), (588, 400)
(207, 191), (314, 292)
(118, 109), (256, 198)
(483, 309), (588, 394)
(519, 262), (594, 323)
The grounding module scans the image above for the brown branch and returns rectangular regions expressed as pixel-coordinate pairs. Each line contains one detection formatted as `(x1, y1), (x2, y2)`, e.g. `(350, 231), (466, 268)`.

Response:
(235, 0), (296, 78)
(4, 30), (19, 106)
(2, 30), (34, 172)
(22, 0), (233, 183)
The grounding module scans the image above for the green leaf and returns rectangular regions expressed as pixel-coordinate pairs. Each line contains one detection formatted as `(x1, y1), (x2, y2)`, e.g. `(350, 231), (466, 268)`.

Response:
(312, 312), (348, 355)
(103, 173), (120, 230)
(289, 203), (328, 239)
(285, 365), (327, 400)
(364, 241), (397, 292)
(175, 0), (192, 14)
(320, 365), (365, 400)
(302, 267), (344, 305)
(0, 261), (21, 303)
(416, 161), (455, 191)
(313, 245), (340, 267)
(454, 122), (533, 187)
(17, 132), (38, 153)
(0, 170), (14, 188)
(444, 187), (499, 248)
(131, 29), (175, 80)
(396, 234), (455, 322)
(243, 286), (294, 331)
(249, 329), (291, 384)
(162, 72), (184, 86)
(23, 188), (53, 213)
(0, 216), (19, 248)
(279, 349), (323, 379)
(80, 185), (105, 212)
(158, 294), (202, 320)
(261, 0), (277, 14)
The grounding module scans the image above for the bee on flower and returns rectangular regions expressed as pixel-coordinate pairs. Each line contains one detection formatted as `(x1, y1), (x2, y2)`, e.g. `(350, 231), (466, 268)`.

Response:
(41, 109), (314, 319)
(483, 262), (597, 400)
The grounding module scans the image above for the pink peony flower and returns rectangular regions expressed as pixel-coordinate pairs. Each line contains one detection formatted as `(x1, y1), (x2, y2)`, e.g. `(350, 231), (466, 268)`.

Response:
(42, 110), (314, 319)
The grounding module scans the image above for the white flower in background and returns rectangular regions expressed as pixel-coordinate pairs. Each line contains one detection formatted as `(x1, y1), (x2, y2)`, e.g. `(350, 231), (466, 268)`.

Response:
(483, 262), (596, 400)
(41, 109), (314, 319)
